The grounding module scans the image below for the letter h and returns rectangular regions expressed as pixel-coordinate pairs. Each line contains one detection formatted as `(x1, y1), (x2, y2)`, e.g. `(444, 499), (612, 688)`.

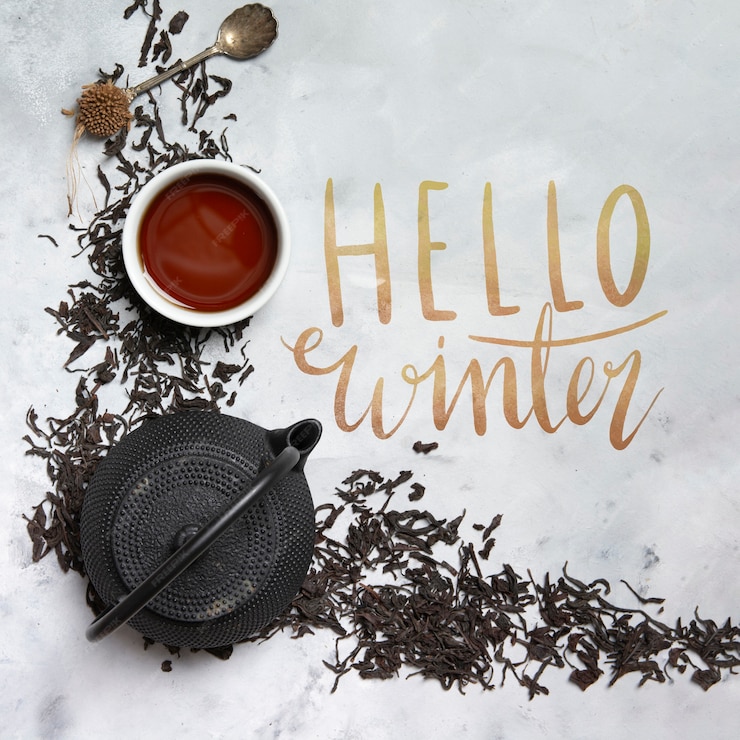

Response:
(324, 178), (391, 326)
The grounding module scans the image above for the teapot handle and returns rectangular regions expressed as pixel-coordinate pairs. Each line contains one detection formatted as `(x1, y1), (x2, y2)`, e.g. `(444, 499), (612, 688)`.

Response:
(86, 445), (301, 642)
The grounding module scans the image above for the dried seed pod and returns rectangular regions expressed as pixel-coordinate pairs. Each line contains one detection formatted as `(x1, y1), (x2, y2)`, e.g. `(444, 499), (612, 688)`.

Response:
(64, 80), (134, 216)
(75, 80), (133, 138)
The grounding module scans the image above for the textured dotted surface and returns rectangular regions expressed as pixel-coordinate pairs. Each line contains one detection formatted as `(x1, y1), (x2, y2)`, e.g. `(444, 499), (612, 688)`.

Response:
(80, 412), (315, 648)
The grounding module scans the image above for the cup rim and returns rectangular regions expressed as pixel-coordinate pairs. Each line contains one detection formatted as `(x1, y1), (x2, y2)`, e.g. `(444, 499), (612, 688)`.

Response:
(122, 159), (290, 327)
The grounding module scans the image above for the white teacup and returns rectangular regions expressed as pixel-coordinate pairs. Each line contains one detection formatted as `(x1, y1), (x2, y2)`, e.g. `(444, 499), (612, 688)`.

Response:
(122, 159), (290, 327)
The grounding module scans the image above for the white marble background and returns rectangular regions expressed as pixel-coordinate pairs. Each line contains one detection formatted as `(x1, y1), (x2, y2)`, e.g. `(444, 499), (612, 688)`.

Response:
(2, 1), (739, 738)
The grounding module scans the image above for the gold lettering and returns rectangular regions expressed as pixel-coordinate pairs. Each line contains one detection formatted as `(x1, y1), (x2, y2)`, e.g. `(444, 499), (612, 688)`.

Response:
(470, 304), (667, 448)
(597, 185), (650, 307)
(324, 178), (392, 327)
(604, 351), (663, 449)
(482, 182), (520, 316)
(402, 336), (526, 435)
(531, 303), (568, 433)
(418, 181), (456, 321)
(285, 314), (664, 448)
(300, 178), (665, 448)
(566, 357), (610, 424)
(547, 180), (584, 312)
(282, 327), (415, 439)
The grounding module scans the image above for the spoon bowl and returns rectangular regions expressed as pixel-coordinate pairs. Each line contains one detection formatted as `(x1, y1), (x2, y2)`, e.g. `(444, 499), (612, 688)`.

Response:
(215, 4), (278, 60)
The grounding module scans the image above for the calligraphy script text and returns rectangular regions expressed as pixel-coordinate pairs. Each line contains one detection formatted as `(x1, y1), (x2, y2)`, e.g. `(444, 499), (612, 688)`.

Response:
(282, 179), (666, 448)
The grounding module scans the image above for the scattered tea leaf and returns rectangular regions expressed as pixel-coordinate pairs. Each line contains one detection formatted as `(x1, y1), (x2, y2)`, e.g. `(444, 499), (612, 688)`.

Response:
(168, 11), (189, 34)
(38, 234), (59, 247)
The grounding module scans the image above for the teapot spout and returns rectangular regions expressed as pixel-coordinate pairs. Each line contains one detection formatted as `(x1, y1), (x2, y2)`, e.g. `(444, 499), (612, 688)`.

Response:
(266, 418), (322, 472)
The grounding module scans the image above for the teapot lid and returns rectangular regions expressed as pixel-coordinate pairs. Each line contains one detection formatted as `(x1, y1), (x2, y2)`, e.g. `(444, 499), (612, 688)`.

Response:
(111, 449), (277, 622)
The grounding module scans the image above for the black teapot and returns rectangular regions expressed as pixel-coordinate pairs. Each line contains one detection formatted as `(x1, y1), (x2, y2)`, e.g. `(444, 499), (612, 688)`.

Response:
(80, 411), (321, 648)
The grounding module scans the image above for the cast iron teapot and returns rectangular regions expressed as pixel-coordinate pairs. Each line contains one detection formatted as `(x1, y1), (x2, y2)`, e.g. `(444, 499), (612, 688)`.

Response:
(80, 411), (322, 648)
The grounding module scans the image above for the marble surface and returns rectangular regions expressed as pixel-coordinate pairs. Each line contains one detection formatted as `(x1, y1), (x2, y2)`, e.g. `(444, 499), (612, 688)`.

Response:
(2, 1), (739, 737)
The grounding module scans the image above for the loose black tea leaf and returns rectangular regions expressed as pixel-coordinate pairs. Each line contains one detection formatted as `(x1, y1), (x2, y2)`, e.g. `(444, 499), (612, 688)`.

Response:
(152, 30), (173, 64)
(477, 513), (502, 540)
(138, 0), (163, 67)
(413, 440), (438, 454)
(168, 11), (189, 34)
(99, 63), (125, 84)
(123, 1), (147, 21)
(478, 537), (496, 560)
(204, 645), (234, 660)
(692, 668), (721, 691)
(38, 234), (59, 247)
(408, 482), (425, 501)
(620, 580), (666, 605)
(212, 360), (250, 384)
(249, 469), (740, 696)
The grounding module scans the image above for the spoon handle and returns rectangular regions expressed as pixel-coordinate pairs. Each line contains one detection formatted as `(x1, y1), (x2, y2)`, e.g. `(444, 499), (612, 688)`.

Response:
(126, 45), (221, 99)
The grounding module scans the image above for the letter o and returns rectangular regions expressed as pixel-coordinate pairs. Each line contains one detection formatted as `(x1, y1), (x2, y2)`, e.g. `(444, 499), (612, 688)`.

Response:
(596, 185), (650, 307)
